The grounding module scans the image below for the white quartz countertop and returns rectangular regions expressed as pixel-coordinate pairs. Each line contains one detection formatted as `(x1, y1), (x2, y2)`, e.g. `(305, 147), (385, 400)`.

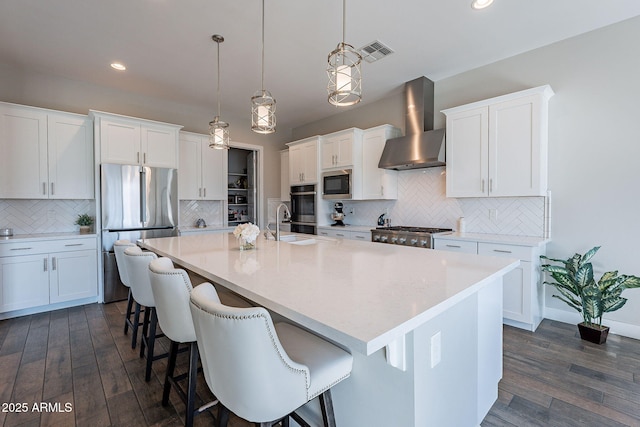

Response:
(434, 232), (550, 247)
(139, 233), (518, 355)
(178, 226), (234, 234)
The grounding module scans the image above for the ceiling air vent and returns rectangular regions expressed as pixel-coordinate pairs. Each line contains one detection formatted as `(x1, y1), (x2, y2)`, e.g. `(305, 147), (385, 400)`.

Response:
(358, 40), (394, 63)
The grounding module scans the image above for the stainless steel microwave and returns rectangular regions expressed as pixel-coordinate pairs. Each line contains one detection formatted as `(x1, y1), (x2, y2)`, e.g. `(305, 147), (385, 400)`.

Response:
(322, 169), (352, 199)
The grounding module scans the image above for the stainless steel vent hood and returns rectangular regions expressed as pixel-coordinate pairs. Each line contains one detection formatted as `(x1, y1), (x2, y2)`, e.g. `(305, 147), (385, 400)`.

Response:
(378, 77), (445, 170)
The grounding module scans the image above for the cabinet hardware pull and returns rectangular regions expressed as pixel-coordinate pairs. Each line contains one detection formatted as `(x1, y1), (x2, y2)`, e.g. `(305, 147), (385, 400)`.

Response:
(336, 234), (344, 237)
(493, 249), (512, 253)
(137, 152), (140, 163)
(51, 182), (55, 195)
(446, 244), (461, 248)
(43, 182), (47, 195)
(11, 247), (33, 251)
(52, 257), (57, 270)
(44, 258), (48, 272)
(481, 179), (485, 193)
(489, 178), (493, 193)
(64, 243), (83, 247)
(355, 235), (364, 239)
(199, 188), (202, 197)
(203, 188), (206, 197)
(144, 152), (147, 164)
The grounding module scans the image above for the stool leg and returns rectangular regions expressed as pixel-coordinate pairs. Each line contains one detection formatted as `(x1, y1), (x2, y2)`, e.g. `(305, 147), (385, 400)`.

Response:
(162, 340), (179, 406)
(185, 341), (199, 427)
(216, 405), (229, 427)
(144, 307), (158, 381)
(140, 306), (151, 358)
(131, 302), (143, 349)
(319, 390), (336, 427)
(124, 288), (134, 335)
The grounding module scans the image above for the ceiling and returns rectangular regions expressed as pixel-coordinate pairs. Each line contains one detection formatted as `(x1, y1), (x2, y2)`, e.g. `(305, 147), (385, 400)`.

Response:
(1, 0), (640, 132)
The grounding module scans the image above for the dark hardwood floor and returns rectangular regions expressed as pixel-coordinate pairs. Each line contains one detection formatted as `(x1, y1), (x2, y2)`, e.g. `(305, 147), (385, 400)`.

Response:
(1, 303), (640, 426)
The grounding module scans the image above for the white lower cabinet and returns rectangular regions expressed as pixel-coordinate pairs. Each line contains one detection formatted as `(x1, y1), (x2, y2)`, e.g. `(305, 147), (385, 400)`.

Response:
(434, 237), (544, 331)
(0, 236), (98, 315)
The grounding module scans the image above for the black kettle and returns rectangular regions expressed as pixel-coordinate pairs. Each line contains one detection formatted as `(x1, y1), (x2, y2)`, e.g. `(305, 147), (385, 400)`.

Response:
(377, 213), (386, 226)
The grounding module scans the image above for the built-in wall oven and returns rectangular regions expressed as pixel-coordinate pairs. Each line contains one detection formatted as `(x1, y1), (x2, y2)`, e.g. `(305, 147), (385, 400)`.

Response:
(290, 184), (316, 235)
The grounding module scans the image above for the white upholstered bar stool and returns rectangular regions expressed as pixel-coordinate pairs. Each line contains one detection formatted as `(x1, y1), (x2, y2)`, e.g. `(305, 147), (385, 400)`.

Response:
(114, 239), (140, 348)
(189, 283), (354, 427)
(148, 257), (217, 427)
(123, 246), (166, 381)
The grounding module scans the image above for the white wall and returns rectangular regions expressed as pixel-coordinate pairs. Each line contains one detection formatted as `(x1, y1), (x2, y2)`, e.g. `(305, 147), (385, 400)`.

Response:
(295, 17), (640, 333)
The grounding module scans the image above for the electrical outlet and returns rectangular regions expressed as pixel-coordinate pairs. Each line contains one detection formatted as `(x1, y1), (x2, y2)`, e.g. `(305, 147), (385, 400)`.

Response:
(489, 209), (498, 221)
(430, 331), (441, 368)
(349, 208), (355, 215)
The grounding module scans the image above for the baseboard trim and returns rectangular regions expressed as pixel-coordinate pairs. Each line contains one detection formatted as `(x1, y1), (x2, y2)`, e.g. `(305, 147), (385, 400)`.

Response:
(544, 307), (640, 340)
(0, 297), (98, 320)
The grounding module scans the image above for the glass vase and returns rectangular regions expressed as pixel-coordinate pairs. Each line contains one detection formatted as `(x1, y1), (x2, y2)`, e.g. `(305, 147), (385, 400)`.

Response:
(238, 237), (256, 251)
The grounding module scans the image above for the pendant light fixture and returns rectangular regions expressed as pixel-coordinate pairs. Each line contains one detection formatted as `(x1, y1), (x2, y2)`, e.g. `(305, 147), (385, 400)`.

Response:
(251, 0), (276, 134)
(209, 34), (230, 149)
(327, 0), (362, 106)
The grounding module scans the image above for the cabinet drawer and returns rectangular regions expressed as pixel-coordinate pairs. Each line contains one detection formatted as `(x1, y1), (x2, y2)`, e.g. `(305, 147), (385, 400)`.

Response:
(351, 231), (371, 241)
(49, 238), (97, 253)
(478, 242), (532, 261)
(434, 239), (478, 254)
(0, 241), (51, 257)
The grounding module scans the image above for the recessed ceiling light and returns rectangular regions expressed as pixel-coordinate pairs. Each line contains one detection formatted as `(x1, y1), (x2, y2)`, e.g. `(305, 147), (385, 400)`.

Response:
(471, 0), (493, 9)
(110, 62), (126, 71)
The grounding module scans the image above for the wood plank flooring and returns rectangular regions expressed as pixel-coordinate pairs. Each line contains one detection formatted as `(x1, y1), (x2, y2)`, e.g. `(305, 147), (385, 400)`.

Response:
(1, 303), (640, 426)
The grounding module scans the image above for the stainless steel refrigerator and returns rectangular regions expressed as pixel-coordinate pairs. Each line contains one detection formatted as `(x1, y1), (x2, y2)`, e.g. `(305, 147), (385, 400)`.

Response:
(101, 163), (178, 302)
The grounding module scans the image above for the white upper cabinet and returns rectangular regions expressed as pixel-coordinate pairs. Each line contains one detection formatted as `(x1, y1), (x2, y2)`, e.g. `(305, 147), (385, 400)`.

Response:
(321, 129), (360, 170)
(91, 110), (182, 168)
(360, 125), (401, 200)
(280, 149), (290, 201)
(442, 85), (553, 198)
(288, 136), (319, 185)
(0, 102), (93, 199)
(179, 132), (227, 200)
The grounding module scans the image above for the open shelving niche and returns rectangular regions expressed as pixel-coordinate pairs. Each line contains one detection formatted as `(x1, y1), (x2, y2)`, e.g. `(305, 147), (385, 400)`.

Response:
(227, 148), (256, 226)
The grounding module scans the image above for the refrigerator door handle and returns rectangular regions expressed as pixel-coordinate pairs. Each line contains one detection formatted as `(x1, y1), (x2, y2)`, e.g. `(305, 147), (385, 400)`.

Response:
(140, 167), (147, 226)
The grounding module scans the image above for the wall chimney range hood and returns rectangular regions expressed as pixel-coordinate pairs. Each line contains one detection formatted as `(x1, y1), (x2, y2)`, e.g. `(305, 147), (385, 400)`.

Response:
(378, 77), (445, 170)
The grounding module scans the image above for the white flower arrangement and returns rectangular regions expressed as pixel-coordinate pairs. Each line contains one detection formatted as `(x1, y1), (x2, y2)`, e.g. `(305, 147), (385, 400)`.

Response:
(233, 222), (260, 243)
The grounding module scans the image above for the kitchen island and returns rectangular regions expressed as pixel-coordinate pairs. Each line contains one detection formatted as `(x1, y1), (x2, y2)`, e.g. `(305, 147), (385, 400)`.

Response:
(139, 233), (519, 427)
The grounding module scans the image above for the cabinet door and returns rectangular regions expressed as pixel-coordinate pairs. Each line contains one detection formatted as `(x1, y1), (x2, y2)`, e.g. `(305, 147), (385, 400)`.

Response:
(351, 231), (371, 242)
(445, 106), (489, 198)
(322, 134), (353, 169)
(321, 139), (337, 170)
(47, 114), (94, 199)
(289, 144), (303, 185)
(300, 142), (318, 184)
(433, 239), (478, 253)
(489, 95), (542, 196)
(500, 262), (530, 323)
(50, 250), (98, 303)
(100, 119), (141, 164)
(0, 255), (49, 313)
(280, 150), (290, 201)
(142, 125), (178, 168)
(179, 134), (202, 199)
(0, 104), (48, 199)
(201, 143), (227, 200)
(361, 127), (399, 200)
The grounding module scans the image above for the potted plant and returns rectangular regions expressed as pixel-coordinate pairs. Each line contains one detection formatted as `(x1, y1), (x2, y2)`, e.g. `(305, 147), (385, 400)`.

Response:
(75, 214), (94, 234)
(541, 246), (640, 344)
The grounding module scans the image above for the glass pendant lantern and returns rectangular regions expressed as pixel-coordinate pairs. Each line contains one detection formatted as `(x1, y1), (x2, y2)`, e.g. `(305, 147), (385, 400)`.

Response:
(209, 34), (230, 149)
(327, 0), (362, 106)
(251, 0), (276, 134)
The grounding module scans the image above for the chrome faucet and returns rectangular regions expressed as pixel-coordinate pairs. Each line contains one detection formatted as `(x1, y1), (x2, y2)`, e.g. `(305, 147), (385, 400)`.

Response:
(266, 203), (291, 241)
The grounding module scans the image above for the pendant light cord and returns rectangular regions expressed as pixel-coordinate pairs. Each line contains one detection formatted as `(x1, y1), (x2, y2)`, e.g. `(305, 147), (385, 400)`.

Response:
(342, 0), (346, 44)
(217, 40), (221, 117)
(261, 0), (265, 91)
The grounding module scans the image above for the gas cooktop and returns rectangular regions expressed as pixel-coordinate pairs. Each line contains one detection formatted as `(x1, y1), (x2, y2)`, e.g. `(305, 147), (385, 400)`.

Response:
(371, 226), (453, 248)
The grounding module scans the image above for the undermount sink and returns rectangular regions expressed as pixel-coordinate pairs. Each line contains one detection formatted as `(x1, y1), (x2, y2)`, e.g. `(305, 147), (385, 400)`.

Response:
(279, 234), (317, 245)
(287, 238), (317, 246)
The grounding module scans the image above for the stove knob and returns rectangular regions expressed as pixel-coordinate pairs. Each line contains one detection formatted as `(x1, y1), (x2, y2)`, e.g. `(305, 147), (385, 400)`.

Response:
(380, 236), (388, 243)
(373, 235), (380, 242)
(420, 240), (428, 247)
(398, 237), (407, 244)
(391, 237), (398, 244)
(410, 238), (418, 246)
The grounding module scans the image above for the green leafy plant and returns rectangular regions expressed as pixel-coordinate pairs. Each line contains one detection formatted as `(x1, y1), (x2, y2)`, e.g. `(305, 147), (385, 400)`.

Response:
(75, 214), (94, 226)
(541, 246), (640, 327)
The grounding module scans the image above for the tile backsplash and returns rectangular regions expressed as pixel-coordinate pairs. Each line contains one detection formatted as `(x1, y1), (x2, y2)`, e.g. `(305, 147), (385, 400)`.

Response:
(331, 168), (547, 237)
(0, 199), (96, 234)
(179, 200), (224, 228)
